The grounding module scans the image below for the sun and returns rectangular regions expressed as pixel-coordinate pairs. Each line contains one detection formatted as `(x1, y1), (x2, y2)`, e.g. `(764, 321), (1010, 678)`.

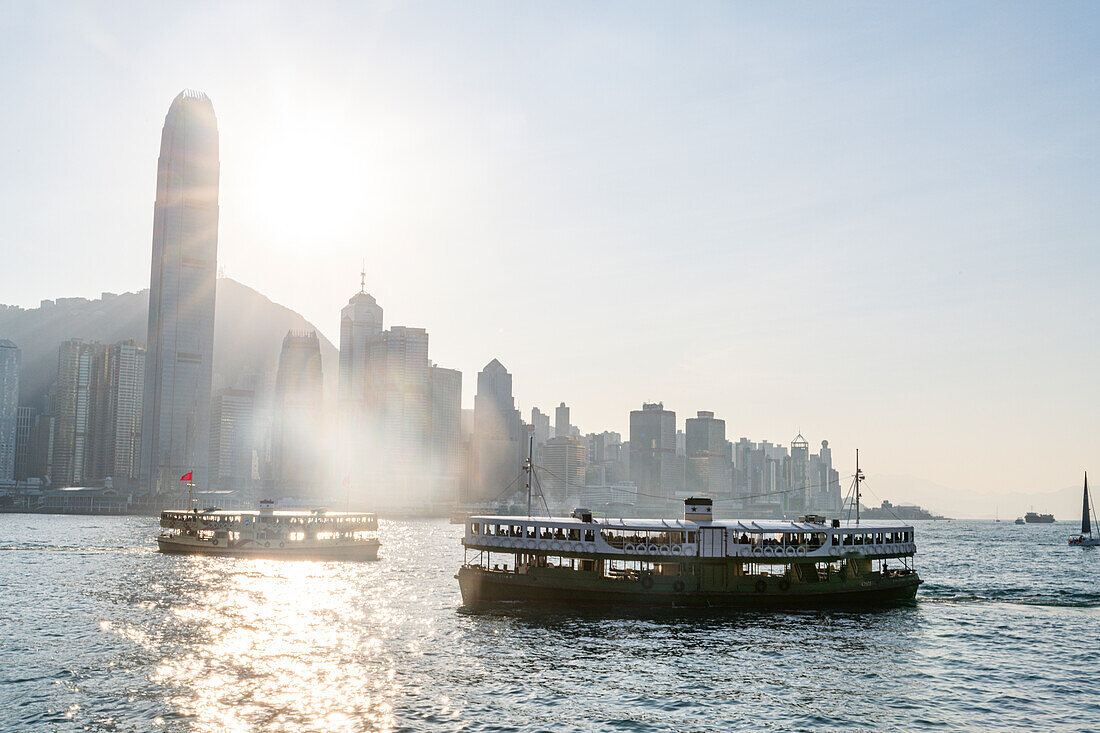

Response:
(244, 115), (371, 244)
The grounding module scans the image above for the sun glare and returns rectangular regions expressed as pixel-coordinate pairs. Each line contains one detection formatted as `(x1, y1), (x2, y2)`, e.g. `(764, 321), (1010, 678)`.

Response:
(245, 117), (370, 243)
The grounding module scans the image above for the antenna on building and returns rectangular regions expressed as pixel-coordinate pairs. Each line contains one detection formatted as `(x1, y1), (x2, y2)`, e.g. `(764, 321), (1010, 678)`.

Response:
(360, 260), (366, 294)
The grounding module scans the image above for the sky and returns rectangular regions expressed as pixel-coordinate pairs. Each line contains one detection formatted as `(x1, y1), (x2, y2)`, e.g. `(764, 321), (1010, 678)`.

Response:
(1, 1), (1098, 499)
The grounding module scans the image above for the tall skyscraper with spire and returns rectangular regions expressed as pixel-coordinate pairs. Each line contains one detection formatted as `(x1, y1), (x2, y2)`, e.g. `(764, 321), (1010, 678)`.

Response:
(141, 90), (220, 493)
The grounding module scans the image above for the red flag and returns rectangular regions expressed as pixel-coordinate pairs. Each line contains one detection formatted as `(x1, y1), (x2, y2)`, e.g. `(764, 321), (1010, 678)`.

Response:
(180, 472), (193, 482)
(342, 474), (350, 487)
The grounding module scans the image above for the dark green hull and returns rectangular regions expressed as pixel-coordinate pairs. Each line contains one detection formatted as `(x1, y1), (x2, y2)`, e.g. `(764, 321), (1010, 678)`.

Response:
(458, 566), (920, 608)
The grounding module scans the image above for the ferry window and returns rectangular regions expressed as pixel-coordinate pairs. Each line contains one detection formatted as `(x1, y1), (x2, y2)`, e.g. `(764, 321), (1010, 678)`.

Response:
(471, 523), (479, 534)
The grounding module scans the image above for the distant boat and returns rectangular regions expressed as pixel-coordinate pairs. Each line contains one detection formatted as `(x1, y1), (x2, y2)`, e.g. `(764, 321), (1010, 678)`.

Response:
(1069, 472), (1099, 547)
(1015, 517), (1025, 525)
(1025, 511), (1055, 524)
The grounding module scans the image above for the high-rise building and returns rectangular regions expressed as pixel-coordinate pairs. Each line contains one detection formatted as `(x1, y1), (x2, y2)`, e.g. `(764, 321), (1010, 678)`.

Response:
(209, 388), (255, 489)
(685, 410), (732, 496)
(555, 402), (570, 438)
(530, 407), (551, 446)
(789, 433), (810, 512)
(540, 436), (586, 510)
(103, 341), (145, 482)
(367, 326), (431, 476)
(14, 406), (35, 482)
(271, 331), (324, 498)
(629, 402), (677, 499)
(0, 340), (20, 482)
(52, 340), (104, 487)
(469, 359), (524, 503)
(337, 277), (384, 483)
(142, 89), (220, 493)
(430, 366), (462, 479)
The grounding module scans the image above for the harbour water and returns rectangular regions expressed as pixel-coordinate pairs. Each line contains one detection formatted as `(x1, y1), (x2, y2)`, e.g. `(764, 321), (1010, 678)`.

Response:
(2, 516), (1097, 732)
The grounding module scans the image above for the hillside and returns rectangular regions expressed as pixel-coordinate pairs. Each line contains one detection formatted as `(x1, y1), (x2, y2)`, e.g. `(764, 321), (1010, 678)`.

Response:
(0, 278), (338, 409)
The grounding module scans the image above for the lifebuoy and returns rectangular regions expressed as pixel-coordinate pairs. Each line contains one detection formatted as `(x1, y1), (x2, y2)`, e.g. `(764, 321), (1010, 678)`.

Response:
(673, 579), (686, 593)
(539, 541), (549, 551)
(796, 546), (807, 557)
(671, 544), (682, 555)
(279, 541), (285, 548)
(551, 541), (562, 552)
(641, 574), (655, 590)
(755, 579), (767, 593)
(784, 546), (795, 557)
(212, 539), (219, 546)
(264, 541), (271, 548)
(625, 543), (637, 554)
(647, 544), (659, 555)
(829, 547), (839, 557)
(763, 546), (775, 557)
(753, 546), (764, 556)
(779, 578), (791, 591)
(659, 546), (671, 556)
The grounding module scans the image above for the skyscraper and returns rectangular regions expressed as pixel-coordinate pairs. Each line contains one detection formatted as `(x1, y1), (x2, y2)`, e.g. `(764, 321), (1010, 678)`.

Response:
(430, 365), (462, 479)
(540, 435), (586, 509)
(367, 326), (431, 475)
(141, 90), (220, 493)
(101, 341), (145, 483)
(555, 402), (570, 438)
(0, 340), (20, 482)
(629, 402), (677, 499)
(52, 340), (103, 487)
(209, 388), (255, 489)
(271, 331), (324, 498)
(469, 359), (524, 503)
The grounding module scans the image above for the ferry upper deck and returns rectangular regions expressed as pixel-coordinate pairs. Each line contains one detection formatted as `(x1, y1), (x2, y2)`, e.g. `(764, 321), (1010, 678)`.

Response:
(462, 505), (915, 562)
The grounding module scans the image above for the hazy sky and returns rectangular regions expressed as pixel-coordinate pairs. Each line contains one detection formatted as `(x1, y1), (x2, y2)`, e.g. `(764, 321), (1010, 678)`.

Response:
(2, 1), (1098, 497)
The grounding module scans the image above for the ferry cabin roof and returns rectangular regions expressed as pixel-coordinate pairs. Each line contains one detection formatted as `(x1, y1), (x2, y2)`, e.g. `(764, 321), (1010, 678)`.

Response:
(466, 515), (914, 535)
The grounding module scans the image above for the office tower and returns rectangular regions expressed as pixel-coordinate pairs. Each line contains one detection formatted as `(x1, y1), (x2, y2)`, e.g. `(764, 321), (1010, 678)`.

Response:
(469, 359), (524, 503)
(685, 410), (732, 495)
(530, 407), (551, 446)
(142, 90), (220, 493)
(367, 326), (431, 475)
(209, 388), (255, 488)
(103, 341), (145, 482)
(52, 340), (105, 487)
(271, 331), (323, 498)
(629, 402), (677, 498)
(540, 436), (586, 509)
(0, 340), (19, 482)
(430, 366), (462, 479)
(555, 402), (570, 438)
(788, 433), (810, 512)
(338, 277), (384, 481)
(14, 406), (35, 481)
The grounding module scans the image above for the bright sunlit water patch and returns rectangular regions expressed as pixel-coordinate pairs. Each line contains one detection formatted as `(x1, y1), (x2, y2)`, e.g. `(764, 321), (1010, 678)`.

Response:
(0, 515), (1097, 731)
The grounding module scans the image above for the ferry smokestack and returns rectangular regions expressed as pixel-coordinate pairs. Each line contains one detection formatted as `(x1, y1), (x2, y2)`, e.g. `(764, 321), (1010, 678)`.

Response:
(684, 497), (713, 522)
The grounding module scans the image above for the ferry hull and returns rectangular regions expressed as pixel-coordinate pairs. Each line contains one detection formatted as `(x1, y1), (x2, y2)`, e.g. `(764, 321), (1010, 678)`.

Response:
(457, 567), (920, 609)
(157, 536), (380, 561)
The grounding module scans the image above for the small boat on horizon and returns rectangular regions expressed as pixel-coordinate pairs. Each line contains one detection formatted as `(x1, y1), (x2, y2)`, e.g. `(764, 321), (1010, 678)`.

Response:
(1015, 517), (1025, 525)
(1069, 472), (1099, 548)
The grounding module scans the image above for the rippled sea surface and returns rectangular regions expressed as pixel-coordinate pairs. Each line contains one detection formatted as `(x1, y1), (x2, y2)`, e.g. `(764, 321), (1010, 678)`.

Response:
(1, 516), (1098, 732)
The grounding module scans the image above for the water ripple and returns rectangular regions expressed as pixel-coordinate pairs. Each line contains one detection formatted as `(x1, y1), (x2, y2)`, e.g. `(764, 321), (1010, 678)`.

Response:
(1, 515), (1098, 731)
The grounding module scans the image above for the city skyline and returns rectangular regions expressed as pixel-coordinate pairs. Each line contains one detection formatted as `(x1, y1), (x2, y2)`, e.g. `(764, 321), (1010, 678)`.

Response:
(1, 3), (1098, 497)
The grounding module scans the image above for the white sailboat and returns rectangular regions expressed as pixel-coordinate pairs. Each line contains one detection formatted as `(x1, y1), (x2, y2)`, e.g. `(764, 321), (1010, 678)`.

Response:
(1069, 472), (1099, 547)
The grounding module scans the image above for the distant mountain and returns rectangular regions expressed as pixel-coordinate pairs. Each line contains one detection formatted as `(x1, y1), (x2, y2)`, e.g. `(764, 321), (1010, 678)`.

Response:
(0, 278), (338, 410)
(867, 473), (1084, 521)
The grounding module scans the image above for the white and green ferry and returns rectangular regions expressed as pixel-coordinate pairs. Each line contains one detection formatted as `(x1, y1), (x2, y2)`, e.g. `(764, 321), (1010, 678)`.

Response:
(158, 499), (380, 560)
(457, 497), (920, 607)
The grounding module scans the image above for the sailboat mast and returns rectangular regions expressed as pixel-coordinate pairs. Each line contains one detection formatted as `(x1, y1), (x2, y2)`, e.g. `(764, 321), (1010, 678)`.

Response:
(855, 449), (861, 526)
(525, 434), (534, 516)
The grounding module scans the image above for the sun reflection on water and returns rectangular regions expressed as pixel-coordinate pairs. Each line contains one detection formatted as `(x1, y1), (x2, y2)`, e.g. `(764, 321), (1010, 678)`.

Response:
(136, 558), (398, 732)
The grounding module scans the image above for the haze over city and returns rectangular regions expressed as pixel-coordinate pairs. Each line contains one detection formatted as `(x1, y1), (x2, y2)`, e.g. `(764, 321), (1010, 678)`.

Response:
(2, 1), (1098, 505)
